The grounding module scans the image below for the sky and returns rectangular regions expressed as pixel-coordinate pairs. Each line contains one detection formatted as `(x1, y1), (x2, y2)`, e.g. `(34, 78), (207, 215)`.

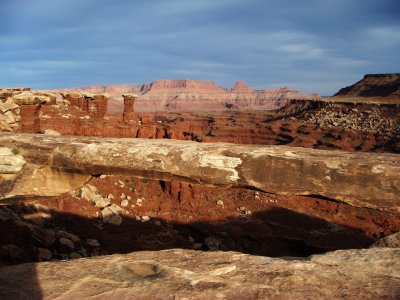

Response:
(0, 0), (399, 95)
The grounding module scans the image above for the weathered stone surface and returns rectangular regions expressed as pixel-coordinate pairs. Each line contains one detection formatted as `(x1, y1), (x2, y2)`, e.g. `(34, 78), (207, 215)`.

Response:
(100, 204), (123, 225)
(0, 147), (26, 174)
(0, 248), (398, 299)
(0, 100), (20, 132)
(4, 166), (90, 198)
(371, 232), (400, 248)
(79, 184), (110, 208)
(12, 92), (52, 105)
(0, 133), (399, 211)
(334, 73), (400, 101)
(60, 92), (110, 117)
(0, 102), (19, 114)
(122, 94), (138, 121)
(43, 129), (61, 136)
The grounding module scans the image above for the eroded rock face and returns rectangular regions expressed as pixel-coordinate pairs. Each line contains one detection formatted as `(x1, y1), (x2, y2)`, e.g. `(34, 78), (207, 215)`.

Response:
(122, 94), (138, 122)
(0, 133), (399, 211)
(0, 248), (398, 299)
(371, 232), (400, 248)
(334, 73), (400, 100)
(0, 147), (26, 174)
(60, 92), (110, 118)
(0, 89), (57, 133)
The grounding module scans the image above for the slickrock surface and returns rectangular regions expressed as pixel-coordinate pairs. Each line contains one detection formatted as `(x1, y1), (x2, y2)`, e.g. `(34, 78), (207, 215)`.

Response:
(0, 247), (399, 299)
(0, 133), (399, 211)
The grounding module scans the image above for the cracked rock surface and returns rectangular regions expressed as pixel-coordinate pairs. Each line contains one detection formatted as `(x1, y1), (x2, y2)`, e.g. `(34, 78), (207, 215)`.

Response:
(0, 247), (399, 299)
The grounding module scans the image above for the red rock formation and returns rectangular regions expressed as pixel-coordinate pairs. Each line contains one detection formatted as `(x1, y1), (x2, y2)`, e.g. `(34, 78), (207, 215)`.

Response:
(61, 92), (109, 118)
(19, 105), (41, 133)
(62, 93), (85, 110)
(9, 91), (55, 133)
(334, 73), (400, 101)
(56, 85), (142, 99)
(54, 79), (320, 113)
(231, 81), (254, 93)
(122, 94), (137, 122)
(147, 79), (226, 93)
(86, 93), (109, 118)
(139, 80), (321, 112)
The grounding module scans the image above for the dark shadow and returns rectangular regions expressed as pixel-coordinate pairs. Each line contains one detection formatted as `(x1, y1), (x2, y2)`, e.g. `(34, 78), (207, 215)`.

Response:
(0, 198), (392, 299)
(2, 178), (400, 300)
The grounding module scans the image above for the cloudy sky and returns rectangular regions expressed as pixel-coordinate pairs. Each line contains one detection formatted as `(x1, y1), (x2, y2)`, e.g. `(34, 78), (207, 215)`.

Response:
(0, 0), (399, 95)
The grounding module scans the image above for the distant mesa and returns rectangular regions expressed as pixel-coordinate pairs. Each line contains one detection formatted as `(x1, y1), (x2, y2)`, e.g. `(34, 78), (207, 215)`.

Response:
(53, 79), (320, 113)
(146, 79), (226, 93)
(334, 73), (400, 99)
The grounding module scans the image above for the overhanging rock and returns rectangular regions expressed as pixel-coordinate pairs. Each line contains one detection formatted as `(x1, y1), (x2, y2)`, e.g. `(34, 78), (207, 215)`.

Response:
(0, 133), (399, 211)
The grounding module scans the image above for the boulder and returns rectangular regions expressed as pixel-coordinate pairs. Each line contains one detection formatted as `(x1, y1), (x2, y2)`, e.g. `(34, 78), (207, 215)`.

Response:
(100, 204), (123, 225)
(371, 232), (400, 248)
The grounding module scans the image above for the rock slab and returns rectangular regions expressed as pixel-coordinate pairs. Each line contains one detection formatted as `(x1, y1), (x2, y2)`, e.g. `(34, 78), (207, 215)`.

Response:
(0, 248), (398, 299)
(0, 133), (399, 211)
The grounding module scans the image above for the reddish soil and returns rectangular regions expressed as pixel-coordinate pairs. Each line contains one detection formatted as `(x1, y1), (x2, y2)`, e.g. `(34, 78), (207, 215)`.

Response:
(2, 175), (399, 265)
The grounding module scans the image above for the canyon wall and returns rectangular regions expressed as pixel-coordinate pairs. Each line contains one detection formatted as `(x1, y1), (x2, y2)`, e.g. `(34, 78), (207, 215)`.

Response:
(2, 87), (399, 153)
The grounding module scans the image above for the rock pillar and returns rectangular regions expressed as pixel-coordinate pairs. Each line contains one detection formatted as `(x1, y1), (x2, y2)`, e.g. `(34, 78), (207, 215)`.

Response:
(85, 93), (110, 118)
(18, 105), (41, 133)
(12, 92), (51, 133)
(122, 94), (138, 122)
(62, 93), (85, 110)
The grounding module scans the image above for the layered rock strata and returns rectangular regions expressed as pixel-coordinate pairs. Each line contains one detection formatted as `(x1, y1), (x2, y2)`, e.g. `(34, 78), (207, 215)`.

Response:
(0, 89), (55, 133)
(0, 133), (399, 211)
(55, 79), (320, 112)
(61, 92), (110, 118)
(122, 94), (138, 122)
(137, 80), (319, 112)
(333, 73), (400, 103)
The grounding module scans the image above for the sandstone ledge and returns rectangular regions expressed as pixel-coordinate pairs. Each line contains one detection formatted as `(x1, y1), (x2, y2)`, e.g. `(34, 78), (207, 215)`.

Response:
(0, 248), (399, 299)
(0, 133), (399, 211)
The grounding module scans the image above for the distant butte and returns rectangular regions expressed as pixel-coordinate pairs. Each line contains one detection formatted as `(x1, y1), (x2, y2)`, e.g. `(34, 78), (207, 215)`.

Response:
(334, 73), (400, 102)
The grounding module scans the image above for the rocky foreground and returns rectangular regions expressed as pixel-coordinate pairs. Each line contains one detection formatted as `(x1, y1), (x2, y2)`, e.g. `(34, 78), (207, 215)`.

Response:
(1, 133), (399, 211)
(0, 246), (399, 299)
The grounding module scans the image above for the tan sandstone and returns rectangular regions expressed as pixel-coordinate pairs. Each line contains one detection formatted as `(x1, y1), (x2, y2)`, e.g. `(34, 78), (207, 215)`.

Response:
(0, 133), (399, 211)
(0, 247), (398, 299)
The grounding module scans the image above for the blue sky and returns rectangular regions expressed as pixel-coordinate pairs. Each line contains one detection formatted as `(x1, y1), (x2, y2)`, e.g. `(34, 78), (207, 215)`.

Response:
(0, 0), (399, 95)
